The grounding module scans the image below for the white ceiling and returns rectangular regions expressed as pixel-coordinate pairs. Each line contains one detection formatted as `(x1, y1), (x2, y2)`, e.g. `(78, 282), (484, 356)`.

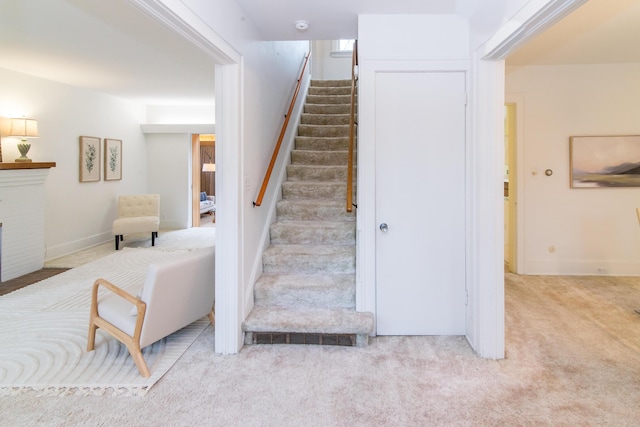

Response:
(0, 0), (218, 105)
(506, 0), (640, 65)
(0, 0), (638, 106)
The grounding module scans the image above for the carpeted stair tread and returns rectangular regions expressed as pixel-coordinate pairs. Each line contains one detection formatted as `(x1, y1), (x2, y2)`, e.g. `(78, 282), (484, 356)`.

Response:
(310, 79), (351, 87)
(308, 86), (352, 96)
(286, 164), (354, 182)
(242, 306), (373, 335)
(295, 136), (350, 151)
(270, 220), (355, 245)
(276, 199), (355, 221)
(301, 113), (351, 125)
(281, 181), (351, 200)
(291, 150), (350, 166)
(304, 104), (351, 115)
(254, 273), (355, 308)
(262, 244), (355, 274)
(298, 124), (350, 137)
(305, 95), (352, 105)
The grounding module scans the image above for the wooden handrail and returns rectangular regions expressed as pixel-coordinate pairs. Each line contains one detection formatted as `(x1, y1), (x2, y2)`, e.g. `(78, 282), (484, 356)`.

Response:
(346, 41), (358, 212)
(253, 52), (310, 207)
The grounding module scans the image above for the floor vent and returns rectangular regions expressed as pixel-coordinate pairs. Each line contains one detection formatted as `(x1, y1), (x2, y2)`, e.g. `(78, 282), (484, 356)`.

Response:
(250, 332), (356, 347)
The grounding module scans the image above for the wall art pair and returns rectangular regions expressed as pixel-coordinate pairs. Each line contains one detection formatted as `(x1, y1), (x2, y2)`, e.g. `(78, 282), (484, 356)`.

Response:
(79, 136), (122, 182)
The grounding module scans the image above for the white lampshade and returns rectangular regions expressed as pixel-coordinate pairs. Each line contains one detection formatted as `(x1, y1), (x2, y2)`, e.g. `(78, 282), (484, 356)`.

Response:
(9, 118), (39, 140)
(202, 163), (216, 172)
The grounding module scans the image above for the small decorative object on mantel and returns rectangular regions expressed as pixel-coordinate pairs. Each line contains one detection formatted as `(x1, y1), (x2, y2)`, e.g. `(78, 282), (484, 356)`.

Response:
(9, 117), (39, 163)
(570, 135), (640, 188)
(104, 138), (122, 181)
(79, 136), (101, 182)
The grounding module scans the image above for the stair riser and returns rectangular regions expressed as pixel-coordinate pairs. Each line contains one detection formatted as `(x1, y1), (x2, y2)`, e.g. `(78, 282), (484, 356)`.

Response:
(298, 125), (350, 138)
(270, 223), (355, 245)
(301, 114), (351, 126)
(254, 286), (354, 309)
(295, 137), (349, 151)
(276, 201), (355, 222)
(255, 291), (354, 309)
(308, 86), (352, 96)
(305, 95), (351, 105)
(282, 182), (351, 200)
(304, 104), (351, 115)
(291, 151), (349, 166)
(310, 80), (352, 87)
(263, 252), (355, 274)
(286, 165), (353, 182)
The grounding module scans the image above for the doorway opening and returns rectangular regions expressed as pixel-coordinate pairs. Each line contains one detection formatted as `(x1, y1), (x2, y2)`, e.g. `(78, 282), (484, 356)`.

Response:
(191, 134), (216, 228)
(504, 103), (516, 272)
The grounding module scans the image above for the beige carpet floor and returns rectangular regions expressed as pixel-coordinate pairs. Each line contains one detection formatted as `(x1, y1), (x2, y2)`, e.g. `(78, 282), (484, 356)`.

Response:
(2, 235), (640, 425)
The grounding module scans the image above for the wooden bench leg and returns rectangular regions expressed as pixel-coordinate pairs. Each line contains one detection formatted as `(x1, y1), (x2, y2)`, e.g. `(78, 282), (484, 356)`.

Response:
(208, 309), (215, 327)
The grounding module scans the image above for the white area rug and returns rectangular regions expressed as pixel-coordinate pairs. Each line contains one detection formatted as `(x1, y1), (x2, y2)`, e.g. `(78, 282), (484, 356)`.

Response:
(0, 244), (212, 397)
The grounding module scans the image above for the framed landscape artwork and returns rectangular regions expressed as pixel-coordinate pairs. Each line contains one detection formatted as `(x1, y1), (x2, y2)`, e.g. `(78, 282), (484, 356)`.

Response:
(79, 136), (101, 182)
(570, 135), (640, 188)
(104, 138), (122, 181)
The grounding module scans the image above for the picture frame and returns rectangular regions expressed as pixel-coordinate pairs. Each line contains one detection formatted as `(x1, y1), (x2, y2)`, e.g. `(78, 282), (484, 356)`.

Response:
(570, 135), (640, 188)
(104, 138), (122, 181)
(79, 136), (101, 182)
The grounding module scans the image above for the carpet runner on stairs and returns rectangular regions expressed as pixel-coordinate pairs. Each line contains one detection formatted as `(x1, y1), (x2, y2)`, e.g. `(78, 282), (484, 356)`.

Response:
(243, 79), (373, 346)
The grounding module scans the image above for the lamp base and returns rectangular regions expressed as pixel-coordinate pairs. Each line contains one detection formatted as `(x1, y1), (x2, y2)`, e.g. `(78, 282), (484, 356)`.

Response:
(16, 142), (32, 163)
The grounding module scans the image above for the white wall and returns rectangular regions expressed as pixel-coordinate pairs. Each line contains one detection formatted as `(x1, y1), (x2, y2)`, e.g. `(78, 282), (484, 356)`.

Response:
(311, 40), (351, 80)
(146, 133), (191, 229)
(146, 105), (215, 124)
(0, 68), (148, 260)
(506, 63), (640, 275)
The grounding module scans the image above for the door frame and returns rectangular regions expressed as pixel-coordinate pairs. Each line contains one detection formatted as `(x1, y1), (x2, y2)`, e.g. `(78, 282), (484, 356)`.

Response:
(465, 0), (589, 358)
(505, 97), (525, 274)
(373, 69), (467, 335)
(131, 0), (244, 354)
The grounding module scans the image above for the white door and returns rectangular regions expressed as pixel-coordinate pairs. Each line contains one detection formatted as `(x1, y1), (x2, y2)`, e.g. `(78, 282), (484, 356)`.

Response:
(375, 71), (466, 335)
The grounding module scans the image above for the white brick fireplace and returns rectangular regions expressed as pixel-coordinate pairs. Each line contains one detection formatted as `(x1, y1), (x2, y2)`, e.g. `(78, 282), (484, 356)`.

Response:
(0, 164), (55, 282)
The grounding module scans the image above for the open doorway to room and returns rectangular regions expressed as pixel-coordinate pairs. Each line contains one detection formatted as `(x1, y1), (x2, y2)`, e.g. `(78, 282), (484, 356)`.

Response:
(504, 103), (517, 272)
(191, 134), (216, 228)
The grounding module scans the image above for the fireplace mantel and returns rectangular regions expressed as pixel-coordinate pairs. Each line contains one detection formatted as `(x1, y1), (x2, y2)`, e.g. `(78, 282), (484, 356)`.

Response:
(0, 163), (56, 282)
(0, 162), (56, 170)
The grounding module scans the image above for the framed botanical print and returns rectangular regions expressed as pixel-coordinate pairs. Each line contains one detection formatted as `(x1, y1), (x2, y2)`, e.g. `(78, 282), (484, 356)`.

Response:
(104, 138), (122, 181)
(79, 136), (101, 182)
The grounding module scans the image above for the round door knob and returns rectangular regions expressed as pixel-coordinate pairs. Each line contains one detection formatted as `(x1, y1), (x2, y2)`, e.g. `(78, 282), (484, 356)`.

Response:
(379, 223), (388, 232)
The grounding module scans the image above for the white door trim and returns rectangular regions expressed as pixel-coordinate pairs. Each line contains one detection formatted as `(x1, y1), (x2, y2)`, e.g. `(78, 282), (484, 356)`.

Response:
(466, 0), (590, 359)
(128, 0), (244, 354)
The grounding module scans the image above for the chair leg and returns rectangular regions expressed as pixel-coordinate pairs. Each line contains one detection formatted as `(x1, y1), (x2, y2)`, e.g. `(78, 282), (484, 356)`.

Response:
(115, 236), (119, 250)
(151, 232), (156, 246)
(87, 321), (97, 351)
(125, 343), (151, 378)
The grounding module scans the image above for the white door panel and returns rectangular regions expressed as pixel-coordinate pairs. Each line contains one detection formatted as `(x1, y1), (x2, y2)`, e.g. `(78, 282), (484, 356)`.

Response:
(375, 71), (466, 335)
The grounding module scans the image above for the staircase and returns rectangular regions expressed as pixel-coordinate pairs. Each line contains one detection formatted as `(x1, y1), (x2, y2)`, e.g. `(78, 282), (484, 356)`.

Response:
(242, 79), (374, 347)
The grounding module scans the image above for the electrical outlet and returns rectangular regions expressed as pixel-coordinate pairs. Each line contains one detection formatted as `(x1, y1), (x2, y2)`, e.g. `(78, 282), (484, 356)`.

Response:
(597, 267), (608, 274)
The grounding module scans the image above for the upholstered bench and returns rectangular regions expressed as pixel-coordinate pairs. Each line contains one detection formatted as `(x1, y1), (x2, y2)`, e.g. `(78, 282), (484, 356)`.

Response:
(87, 246), (215, 377)
(112, 194), (160, 250)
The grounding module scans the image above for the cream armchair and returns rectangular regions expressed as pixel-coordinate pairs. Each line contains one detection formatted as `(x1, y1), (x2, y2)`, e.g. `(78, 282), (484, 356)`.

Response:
(87, 246), (215, 377)
(112, 194), (160, 250)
